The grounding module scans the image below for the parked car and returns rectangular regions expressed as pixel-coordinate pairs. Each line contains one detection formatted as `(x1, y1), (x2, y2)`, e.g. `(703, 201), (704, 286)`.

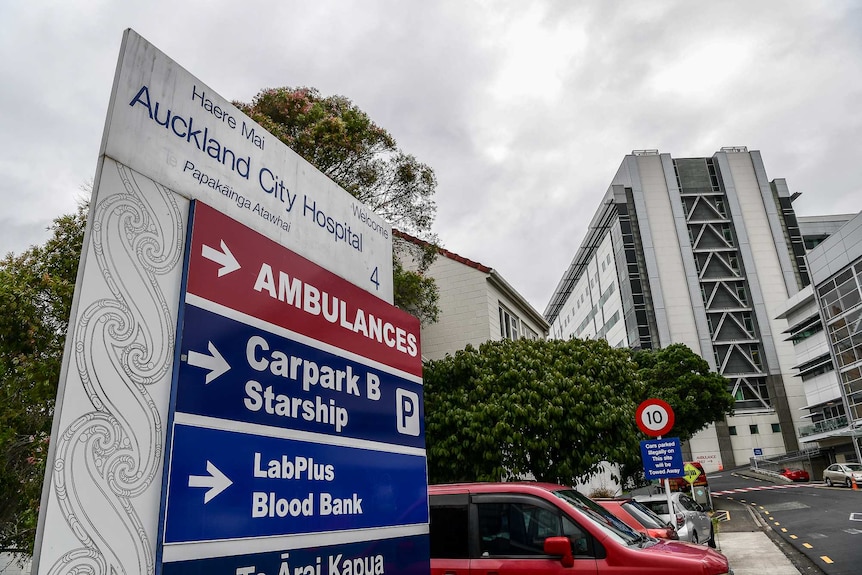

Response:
(635, 491), (714, 546)
(595, 497), (679, 539)
(823, 462), (862, 487)
(429, 482), (731, 575)
(778, 468), (810, 482)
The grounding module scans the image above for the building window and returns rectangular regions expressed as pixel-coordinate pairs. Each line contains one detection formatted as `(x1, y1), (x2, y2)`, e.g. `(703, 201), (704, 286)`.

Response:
(728, 426), (737, 435)
(499, 305), (521, 340)
(742, 312), (754, 332)
(749, 346), (762, 370)
(771, 423), (781, 433)
(728, 254), (740, 273)
(749, 425), (759, 434)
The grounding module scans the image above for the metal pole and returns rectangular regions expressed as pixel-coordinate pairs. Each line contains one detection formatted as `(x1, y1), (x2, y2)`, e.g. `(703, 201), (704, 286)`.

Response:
(659, 435), (675, 529)
(853, 428), (862, 464)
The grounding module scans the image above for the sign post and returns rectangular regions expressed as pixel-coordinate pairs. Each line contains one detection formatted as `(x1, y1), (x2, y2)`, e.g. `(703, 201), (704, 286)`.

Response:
(31, 29), (429, 575)
(683, 461), (702, 500)
(636, 399), (678, 530)
(159, 202), (428, 571)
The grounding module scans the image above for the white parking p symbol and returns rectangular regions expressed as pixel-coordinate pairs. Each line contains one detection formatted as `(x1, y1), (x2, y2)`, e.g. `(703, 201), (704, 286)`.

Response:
(396, 389), (420, 436)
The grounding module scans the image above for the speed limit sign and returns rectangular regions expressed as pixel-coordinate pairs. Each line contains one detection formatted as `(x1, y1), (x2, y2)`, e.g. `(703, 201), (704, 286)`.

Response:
(636, 398), (674, 437)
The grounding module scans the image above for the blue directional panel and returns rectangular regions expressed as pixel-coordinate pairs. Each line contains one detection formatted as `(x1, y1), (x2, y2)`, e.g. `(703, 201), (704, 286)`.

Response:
(164, 424), (428, 543)
(640, 437), (684, 480)
(177, 304), (425, 448)
(158, 204), (428, 573)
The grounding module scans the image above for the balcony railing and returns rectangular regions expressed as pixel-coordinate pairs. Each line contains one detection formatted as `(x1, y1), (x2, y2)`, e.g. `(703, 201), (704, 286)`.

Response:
(798, 415), (848, 438)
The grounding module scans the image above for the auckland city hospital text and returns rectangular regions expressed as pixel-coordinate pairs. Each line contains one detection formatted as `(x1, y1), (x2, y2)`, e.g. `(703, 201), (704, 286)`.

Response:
(129, 84), (388, 252)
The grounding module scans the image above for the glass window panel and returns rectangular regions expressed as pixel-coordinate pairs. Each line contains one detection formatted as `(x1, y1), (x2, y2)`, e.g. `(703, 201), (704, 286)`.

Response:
(839, 350), (856, 367)
(839, 289), (862, 312)
(835, 268), (854, 286)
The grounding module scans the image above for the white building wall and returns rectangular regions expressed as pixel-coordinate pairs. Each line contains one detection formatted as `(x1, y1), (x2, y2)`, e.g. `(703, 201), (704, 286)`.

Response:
(636, 155), (700, 350)
(728, 413), (788, 462)
(485, 282), (546, 343)
(687, 428), (723, 473)
(551, 231), (628, 345)
(724, 153), (808, 434)
(775, 284), (844, 447)
(412, 255), (493, 361)
(804, 373), (840, 409)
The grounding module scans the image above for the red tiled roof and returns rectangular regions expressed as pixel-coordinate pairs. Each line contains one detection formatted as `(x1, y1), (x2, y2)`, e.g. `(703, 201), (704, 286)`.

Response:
(393, 229), (492, 274)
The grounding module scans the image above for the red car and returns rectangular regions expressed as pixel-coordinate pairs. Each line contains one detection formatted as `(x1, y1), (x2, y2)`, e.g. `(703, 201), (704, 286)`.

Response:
(429, 482), (731, 574)
(778, 468), (810, 482)
(596, 497), (679, 540)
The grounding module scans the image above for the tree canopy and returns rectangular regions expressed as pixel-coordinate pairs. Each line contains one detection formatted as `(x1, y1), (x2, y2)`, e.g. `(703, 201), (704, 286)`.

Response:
(0, 205), (86, 553)
(236, 87), (441, 323)
(423, 338), (644, 485)
(630, 343), (735, 443)
(423, 339), (736, 487)
(237, 87), (437, 233)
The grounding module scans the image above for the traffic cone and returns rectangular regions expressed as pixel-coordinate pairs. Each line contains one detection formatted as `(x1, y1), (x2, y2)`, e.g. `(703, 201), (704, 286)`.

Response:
(853, 477), (859, 491)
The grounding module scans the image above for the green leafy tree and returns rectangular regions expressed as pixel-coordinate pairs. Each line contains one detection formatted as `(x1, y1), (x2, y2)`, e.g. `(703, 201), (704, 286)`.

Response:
(423, 338), (644, 485)
(236, 87), (440, 323)
(392, 237), (440, 324)
(631, 343), (735, 443)
(0, 205), (86, 554)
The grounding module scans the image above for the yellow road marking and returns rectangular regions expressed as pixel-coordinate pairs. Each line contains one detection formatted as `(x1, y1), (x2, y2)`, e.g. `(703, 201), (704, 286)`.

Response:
(781, 528), (787, 533)
(790, 535), (797, 539)
(803, 543), (813, 549)
(821, 556), (834, 564)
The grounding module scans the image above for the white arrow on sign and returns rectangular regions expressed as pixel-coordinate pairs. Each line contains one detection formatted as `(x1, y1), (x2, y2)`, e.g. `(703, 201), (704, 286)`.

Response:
(188, 460), (233, 504)
(187, 342), (231, 384)
(202, 240), (241, 277)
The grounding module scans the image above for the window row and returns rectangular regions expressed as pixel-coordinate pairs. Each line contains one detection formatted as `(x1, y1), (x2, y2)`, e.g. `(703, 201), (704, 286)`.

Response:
(500, 304), (539, 341)
(818, 261), (862, 320)
(728, 423), (781, 435)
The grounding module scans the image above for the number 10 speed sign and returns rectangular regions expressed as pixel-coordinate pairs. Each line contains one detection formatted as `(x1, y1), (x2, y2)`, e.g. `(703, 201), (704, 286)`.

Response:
(636, 398), (674, 437)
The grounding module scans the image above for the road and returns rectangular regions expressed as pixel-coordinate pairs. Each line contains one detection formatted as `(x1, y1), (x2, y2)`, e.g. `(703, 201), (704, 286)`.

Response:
(708, 468), (862, 575)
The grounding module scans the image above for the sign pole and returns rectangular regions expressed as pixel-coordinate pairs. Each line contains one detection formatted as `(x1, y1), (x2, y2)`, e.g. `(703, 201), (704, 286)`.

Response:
(658, 434), (675, 527)
(636, 399), (679, 533)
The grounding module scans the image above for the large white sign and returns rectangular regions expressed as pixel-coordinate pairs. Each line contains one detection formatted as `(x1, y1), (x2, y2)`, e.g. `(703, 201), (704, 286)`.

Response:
(30, 29), (417, 575)
(103, 30), (393, 300)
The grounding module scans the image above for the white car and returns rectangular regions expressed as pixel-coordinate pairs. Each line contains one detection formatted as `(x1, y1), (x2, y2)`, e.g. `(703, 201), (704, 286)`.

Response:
(635, 492), (714, 546)
(823, 462), (862, 487)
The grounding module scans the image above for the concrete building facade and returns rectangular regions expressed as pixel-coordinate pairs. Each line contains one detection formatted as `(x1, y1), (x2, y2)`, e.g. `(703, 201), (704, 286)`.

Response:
(803, 211), (862, 462)
(394, 231), (549, 362)
(545, 147), (812, 471)
(773, 215), (856, 468)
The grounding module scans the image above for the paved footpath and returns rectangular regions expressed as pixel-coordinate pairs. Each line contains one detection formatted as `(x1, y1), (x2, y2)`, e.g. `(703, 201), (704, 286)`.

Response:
(713, 496), (823, 575)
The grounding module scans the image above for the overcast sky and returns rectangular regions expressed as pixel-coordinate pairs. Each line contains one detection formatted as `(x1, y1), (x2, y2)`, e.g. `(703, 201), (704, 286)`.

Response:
(2, 1), (861, 314)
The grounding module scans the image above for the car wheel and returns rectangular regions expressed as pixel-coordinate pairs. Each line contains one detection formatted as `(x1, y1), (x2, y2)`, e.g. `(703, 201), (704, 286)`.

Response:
(846, 478), (852, 488)
(826, 477), (833, 487)
(691, 530), (699, 545)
